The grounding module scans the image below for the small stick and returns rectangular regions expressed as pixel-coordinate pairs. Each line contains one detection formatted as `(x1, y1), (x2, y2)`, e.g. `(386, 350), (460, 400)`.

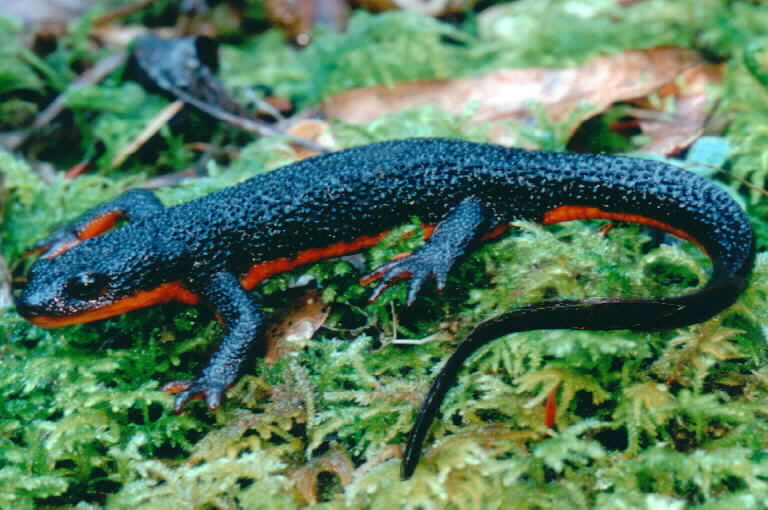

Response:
(110, 100), (185, 168)
(169, 86), (332, 154)
(8, 51), (128, 151)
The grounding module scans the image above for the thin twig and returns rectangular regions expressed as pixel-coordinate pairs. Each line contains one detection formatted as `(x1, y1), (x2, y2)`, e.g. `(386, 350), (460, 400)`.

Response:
(706, 165), (768, 198)
(170, 86), (332, 154)
(111, 100), (185, 168)
(0, 256), (12, 309)
(33, 51), (128, 130)
(8, 51), (128, 151)
(94, 0), (159, 26)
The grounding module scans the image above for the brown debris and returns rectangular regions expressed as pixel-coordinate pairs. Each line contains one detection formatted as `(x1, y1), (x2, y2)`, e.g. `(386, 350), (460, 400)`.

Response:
(324, 47), (701, 146)
(264, 289), (330, 365)
(354, 0), (476, 16)
(633, 63), (724, 156)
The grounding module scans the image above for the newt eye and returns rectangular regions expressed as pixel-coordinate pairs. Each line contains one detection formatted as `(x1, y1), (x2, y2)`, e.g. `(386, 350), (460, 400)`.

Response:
(66, 273), (108, 301)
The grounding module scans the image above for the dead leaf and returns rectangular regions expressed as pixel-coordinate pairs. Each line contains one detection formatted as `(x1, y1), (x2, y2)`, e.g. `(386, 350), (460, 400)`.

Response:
(282, 119), (336, 160)
(323, 47), (700, 147)
(354, 0), (476, 16)
(633, 63), (724, 155)
(265, 289), (330, 365)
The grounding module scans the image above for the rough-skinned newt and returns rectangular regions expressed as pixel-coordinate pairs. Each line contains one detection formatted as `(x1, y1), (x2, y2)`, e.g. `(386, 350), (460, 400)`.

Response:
(15, 138), (755, 479)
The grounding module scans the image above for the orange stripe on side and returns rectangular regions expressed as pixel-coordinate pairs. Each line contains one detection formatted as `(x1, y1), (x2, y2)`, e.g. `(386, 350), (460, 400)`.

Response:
(240, 231), (390, 290)
(29, 281), (199, 328)
(541, 205), (702, 249)
(79, 211), (123, 241)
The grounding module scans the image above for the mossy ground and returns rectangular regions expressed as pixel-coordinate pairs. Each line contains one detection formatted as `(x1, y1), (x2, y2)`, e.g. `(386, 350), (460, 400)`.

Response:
(2, 1), (768, 508)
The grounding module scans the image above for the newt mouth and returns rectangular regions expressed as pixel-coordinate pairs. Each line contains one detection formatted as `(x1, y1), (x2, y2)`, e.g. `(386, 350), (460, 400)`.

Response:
(26, 314), (92, 328)
(19, 281), (200, 329)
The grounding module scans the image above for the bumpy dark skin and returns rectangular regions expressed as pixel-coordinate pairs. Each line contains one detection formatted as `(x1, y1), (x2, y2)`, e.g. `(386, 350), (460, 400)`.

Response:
(16, 138), (755, 478)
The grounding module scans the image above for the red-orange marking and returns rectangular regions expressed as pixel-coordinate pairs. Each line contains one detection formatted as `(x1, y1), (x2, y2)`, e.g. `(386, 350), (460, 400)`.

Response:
(544, 383), (559, 429)
(79, 210), (122, 241)
(30, 281), (199, 328)
(160, 380), (194, 394)
(541, 205), (703, 250)
(240, 231), (390, 290)
(480, 224), (510, 241)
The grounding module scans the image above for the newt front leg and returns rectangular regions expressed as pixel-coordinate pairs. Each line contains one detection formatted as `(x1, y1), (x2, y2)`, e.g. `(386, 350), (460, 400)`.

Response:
(31, 189), (165, 259)
(163, 271), (266, 411)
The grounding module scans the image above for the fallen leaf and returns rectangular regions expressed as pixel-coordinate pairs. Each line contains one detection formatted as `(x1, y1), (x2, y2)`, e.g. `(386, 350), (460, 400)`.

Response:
(264, 288), (330, 365)
(323, 47), (700, 146)
(283, 119), (336, 160)
(633, 63), (724, 155)
(354, 0), (476, 16)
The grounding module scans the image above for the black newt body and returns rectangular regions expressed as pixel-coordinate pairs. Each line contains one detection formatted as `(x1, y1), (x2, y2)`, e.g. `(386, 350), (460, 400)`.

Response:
(16, 138), (755, 478)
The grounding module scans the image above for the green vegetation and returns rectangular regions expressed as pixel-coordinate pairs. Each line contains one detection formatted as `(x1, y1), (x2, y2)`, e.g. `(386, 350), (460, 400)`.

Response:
(2, 1), (768, 508)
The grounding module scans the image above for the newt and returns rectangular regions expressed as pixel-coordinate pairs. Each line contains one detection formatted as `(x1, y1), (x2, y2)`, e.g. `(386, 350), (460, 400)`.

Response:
(15, 138), (755, 479)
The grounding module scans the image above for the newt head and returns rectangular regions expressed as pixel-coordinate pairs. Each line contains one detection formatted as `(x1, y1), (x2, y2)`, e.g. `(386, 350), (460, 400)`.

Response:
(17, 227), (193, 328)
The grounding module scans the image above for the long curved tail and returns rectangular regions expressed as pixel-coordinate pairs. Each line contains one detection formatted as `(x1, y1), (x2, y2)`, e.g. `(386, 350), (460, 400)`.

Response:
(400, 275), (751, 479)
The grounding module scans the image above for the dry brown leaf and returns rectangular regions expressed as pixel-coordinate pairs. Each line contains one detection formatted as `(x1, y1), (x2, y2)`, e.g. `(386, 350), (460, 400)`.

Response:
(633, 63), (724, 155)
(323, 47), (700, 146)
(264, 289), (330, 365)
(283, 119), (336, 160)
(354, 0), (476, 16)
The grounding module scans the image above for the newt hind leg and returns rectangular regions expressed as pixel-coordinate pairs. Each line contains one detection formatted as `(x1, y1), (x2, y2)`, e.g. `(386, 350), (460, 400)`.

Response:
(362, 197), (496, 305)
(31, 189), (165, 259)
